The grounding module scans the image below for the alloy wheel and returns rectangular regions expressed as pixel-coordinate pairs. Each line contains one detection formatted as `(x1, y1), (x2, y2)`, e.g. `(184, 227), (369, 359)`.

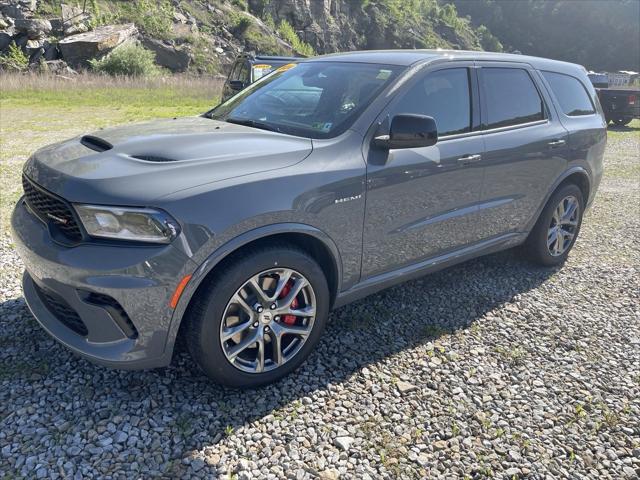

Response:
(547, 195), (580, 256)
(219, 268), (316, 373)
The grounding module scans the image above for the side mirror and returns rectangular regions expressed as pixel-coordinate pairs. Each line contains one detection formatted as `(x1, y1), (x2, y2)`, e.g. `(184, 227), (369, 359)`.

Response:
(374, 114), (438, 149)
(229, 80), (246, 91)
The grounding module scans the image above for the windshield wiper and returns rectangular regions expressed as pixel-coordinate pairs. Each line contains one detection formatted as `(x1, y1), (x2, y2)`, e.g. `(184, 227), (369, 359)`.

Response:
(226, 117), (281, 133)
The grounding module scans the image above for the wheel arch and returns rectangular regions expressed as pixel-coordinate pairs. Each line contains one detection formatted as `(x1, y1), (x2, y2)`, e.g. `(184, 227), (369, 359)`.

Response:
(556, 170), (590, 203)
(526, 167), (592, 233)
(165, 224), (343, 356)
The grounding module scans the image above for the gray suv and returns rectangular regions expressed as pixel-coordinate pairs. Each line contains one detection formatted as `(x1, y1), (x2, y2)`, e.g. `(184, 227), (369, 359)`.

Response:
(11, 50), (606, 387)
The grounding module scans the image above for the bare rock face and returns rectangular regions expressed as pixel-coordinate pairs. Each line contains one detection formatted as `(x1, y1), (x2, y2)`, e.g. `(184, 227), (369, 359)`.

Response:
(141, 36), (192, 72)
(0, 14), (13, 29)
(253, 0), (360, 53)
(60, 3), (90, 35)
(58, 23), (138, 67)
(0, 0), (37, 20)
(14, 17), (51, 39)
(43, 58), (76, 75)
(0, 29), (13, 51)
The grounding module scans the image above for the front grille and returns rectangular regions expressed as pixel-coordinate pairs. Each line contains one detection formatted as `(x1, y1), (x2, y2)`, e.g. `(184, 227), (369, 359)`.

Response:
(33, 282), (89, 336)
(22, 174), (83, 242)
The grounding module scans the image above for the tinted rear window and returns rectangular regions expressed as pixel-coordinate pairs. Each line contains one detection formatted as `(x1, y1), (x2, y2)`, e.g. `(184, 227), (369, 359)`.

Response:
(481, 68), (545, 129)
(542, 71), (595, 116)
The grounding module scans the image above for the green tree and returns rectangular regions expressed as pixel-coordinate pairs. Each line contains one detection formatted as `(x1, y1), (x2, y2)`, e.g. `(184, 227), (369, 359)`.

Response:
(0, 42), (29, 72)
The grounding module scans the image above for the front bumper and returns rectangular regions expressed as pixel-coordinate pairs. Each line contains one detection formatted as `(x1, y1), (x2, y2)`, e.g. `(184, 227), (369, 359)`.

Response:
(11, 197), (196, 369)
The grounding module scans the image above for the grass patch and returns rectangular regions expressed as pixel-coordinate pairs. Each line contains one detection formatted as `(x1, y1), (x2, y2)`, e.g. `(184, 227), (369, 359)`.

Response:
(604, 118), (640, 140)
(494, 345), (528, 366)
(0, 73), (220, 117)
(0, 72), (221, 236)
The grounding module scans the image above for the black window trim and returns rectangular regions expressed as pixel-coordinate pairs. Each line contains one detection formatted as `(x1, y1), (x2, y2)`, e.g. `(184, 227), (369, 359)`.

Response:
(477, 65), (550, 134)
(541, 70), (597, 118)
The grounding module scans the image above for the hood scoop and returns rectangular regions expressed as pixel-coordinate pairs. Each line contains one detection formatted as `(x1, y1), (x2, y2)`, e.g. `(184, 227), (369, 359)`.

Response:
(131, 154), (177, 162)
(81, 135), (113, 152)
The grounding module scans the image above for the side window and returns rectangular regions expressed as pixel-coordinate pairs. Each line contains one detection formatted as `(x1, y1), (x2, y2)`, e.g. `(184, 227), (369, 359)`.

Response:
(238, 62), (250, 84)
(542, 71), (595, 116)
(393, 68), (471, 137)
(229, 62), (241, 81)
(481, 68), (545, 129)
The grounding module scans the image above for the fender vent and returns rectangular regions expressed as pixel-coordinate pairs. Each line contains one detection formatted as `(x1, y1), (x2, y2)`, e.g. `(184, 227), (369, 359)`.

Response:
(80, 135), (113, 152)
(131, 154), (177, 162)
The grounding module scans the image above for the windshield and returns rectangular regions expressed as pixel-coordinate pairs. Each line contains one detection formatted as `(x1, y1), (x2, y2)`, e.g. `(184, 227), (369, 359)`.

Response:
(207, 62), (404, 139)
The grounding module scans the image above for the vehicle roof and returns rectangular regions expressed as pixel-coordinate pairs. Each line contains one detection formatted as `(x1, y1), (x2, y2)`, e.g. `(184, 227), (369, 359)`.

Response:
(306, 50), (586, 75)
(237, 54), (301, 63)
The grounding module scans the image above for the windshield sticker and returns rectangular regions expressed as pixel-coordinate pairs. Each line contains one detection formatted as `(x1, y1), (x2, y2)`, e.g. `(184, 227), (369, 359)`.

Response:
(276, 63), (297, 72)
(252, 64), (273, 81)
(376, 69), (392, 80)
(312, 122), (333, 132)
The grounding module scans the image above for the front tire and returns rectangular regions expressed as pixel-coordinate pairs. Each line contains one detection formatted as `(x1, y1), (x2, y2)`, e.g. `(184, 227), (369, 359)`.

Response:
(185, 244), (329, 388)
(524, 184), (584, 266)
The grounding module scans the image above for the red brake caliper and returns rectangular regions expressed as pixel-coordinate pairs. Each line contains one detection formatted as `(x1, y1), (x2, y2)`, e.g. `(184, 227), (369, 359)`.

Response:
(278, 281), (299, 325)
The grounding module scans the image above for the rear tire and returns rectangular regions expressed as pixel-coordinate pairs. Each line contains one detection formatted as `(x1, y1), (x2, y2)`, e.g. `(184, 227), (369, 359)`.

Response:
(185, 244), (329, 388)
(524, 184), (584, 266)
(612, 117), (632, 126)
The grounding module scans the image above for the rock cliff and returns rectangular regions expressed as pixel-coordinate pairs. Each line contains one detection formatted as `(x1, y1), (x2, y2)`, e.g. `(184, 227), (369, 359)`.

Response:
(0, 0), (491, 74)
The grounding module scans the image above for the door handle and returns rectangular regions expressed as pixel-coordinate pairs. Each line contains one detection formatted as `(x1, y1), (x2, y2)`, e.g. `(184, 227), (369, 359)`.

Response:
(457, 154), (482, 164)
(548, 139), (566, 147)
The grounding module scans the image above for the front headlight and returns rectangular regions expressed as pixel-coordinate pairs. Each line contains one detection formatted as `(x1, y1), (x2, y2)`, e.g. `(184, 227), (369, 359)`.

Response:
(74, 205), (180, 244)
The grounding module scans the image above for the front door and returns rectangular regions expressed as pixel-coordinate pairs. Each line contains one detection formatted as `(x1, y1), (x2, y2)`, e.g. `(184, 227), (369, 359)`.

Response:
(361, 64), (485, 278)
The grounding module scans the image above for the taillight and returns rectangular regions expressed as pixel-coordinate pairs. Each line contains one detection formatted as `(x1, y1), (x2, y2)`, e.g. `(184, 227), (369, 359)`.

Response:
(629, 94), (637, 105)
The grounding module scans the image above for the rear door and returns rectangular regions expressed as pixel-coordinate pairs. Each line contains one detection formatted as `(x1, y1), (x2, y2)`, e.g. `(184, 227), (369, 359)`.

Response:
(540, 70), (607, 205)
(475, 62), (570, 239)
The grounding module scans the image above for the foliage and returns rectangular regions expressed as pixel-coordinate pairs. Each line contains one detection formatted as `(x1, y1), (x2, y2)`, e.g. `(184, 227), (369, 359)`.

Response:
(189, 35), (220, 74)
(437, 3), (461, 29)
(89, 43), (162, 77)
(359, 0), (488, 51)
(92, 0), (175, 39)
(0, 42), (29, 72)
(228, 11), (253, 33)
(35, 0), (61, 16)
(243, 25), (289, 56)
(231, 0), (248, 11)
(264, 13), (276, 31)
(277, 20), (315, 57)
(476, 25), (503, 52)
(450, 0), (640, 71)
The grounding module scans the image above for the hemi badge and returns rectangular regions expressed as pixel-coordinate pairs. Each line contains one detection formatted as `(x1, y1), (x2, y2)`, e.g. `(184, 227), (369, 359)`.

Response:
(334, 194), (362, 204)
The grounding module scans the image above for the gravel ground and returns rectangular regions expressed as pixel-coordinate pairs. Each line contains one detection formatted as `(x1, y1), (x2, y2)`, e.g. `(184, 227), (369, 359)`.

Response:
(1, 125), (639, 479)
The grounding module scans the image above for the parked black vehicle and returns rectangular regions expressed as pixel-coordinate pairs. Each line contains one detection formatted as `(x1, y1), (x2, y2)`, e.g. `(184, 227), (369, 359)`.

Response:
(587, 73), (639, 126)
(12, 50), (606, 387)
(597, 89), (639, 126)
(220, 53), (301, 102)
